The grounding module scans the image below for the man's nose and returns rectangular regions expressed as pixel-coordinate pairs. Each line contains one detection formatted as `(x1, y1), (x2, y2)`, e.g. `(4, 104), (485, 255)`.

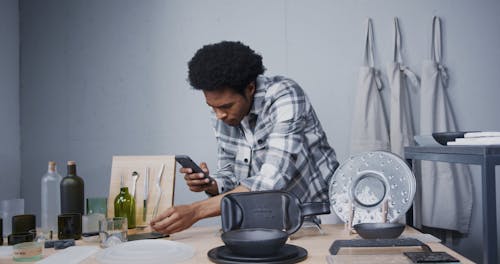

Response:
(214, 109), (227, 120)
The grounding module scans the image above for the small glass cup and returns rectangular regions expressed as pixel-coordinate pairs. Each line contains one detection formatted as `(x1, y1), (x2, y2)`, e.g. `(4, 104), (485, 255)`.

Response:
(99, 217), (127, 248)
(82, 214), (106, 234)
(86, 197), (108, 216)
(0, 198), (25, 236)
(12, 214), (36, 234)
(57, 213), (82, 240)
(12, 241), (43, 261)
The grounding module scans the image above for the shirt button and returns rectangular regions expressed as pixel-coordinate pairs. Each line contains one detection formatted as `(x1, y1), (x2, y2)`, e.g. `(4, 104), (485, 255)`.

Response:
(244, 158), (249, 163)
(257, 139), (263, 144)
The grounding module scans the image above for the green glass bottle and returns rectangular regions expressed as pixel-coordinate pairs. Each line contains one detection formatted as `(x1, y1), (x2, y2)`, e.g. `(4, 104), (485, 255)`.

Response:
(114, 176), (136, 229)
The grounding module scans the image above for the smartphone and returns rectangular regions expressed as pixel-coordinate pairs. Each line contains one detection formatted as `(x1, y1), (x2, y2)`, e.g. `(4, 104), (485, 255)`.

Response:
(175, 155), (213, 182)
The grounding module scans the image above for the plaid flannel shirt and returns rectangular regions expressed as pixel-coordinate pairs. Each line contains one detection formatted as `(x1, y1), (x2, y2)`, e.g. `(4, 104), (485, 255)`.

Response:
(211, 75), (338, 203)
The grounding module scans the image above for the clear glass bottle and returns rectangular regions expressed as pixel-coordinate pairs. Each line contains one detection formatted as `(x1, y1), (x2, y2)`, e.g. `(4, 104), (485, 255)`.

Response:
(60, 161), (85, 215)
(41, 161), (62, 237)
(114, 176), (136, 229)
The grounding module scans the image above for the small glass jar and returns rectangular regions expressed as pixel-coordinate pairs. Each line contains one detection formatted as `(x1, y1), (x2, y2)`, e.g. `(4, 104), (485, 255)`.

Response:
(12, 241), (43, 262)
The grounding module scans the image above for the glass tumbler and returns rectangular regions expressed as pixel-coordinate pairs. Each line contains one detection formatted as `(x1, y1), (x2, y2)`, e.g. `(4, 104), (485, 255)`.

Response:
(86, 197), (108, 216)
(99, 217), (127, 248)
(0, 199), (24, 236)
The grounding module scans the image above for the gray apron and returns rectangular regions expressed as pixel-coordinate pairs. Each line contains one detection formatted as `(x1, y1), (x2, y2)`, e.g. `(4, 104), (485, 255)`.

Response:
(350, 18), (390, 154)
(387, 17), (419, 157)
(419, 16), (473, 233)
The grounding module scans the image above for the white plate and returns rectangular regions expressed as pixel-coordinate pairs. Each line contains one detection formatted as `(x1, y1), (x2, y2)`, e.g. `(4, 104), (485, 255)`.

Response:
(329, 151), (416, 224)
(95, 240), (194, 264)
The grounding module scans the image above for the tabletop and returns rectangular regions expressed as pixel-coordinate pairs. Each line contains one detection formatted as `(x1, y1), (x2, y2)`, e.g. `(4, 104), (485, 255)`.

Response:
(1, 224), (474, 264)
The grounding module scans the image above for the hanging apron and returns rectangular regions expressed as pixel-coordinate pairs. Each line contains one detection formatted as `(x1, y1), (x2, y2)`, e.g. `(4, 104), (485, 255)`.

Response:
(350, 18), (390, 154)
(419, 16), (473, 233)
(387, 17), (419, 157)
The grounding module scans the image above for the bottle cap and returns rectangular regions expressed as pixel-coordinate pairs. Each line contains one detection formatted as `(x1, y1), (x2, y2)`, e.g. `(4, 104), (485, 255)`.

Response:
(67, 161), (76, 165)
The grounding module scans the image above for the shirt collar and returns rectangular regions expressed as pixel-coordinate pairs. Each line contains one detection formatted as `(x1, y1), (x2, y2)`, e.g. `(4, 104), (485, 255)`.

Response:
(248, 75), (268, 117)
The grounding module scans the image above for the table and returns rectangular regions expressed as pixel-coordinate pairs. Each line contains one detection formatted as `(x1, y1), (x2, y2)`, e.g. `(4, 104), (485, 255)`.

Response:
(1, 224), (473, 263)
(404, 145), (500, 264)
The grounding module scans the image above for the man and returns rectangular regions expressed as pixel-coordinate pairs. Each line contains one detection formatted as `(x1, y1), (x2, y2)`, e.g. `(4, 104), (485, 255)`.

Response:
(151, 41), (338, 234)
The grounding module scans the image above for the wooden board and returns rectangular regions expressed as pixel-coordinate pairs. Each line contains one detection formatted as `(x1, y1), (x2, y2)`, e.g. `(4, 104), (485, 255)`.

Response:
(107, 155), (176, 228)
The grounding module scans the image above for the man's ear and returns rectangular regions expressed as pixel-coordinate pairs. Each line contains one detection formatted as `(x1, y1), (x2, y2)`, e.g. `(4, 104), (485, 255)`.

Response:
(246, 81), (256, 97)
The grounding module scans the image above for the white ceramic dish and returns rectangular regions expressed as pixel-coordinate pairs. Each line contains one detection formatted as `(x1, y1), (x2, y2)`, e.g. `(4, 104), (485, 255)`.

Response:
(329, 151), (416, 224)
(95, 239), (194, 264)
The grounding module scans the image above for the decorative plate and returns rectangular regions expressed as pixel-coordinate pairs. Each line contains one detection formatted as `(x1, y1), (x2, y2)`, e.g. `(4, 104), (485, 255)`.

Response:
(329, 151), (416, 224)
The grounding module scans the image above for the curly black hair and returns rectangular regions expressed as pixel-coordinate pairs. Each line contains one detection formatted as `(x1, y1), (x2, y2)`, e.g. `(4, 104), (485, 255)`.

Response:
(188, 41), (266, 94)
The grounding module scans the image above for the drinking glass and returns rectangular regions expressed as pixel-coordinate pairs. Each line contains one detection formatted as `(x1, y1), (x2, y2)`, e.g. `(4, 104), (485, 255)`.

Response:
(57, 213), (82, 240)
(84, 197), (108, 234)
(0, 199), (24, 236)
(12, 214), (36, 234)
(86, 197), (108, 216)
(99, 217), (127, 248)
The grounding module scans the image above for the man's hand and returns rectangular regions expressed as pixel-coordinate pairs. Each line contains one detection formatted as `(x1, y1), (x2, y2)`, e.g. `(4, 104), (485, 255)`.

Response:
(181, 162), (218, 195)
(150, 204), (199, 234)
(150, 185), (250, 235)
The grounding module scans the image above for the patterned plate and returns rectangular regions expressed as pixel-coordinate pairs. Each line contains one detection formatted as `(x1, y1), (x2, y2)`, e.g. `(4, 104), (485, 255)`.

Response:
(329, 151), (415, 224)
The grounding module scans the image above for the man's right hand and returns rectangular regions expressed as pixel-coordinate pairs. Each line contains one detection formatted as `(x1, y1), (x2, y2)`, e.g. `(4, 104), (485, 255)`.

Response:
(180, 162), (218, 195)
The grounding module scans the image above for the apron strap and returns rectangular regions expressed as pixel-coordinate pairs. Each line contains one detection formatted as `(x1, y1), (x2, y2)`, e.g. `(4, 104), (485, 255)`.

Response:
(430, 16), (449, 88)
(393, 17), (403, 63)
(431, 16), (442, 63)
(393, 17), (420, 88)
(364, 18), (383, 90)
(364, 18), (375, 67)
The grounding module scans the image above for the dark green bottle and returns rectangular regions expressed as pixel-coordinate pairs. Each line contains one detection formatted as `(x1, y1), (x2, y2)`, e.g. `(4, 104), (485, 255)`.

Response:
(114, 176), (136, 229)
(60, 161), (84, 215)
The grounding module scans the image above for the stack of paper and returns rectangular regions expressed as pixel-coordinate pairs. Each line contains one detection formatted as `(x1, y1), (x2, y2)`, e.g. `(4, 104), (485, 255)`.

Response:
(448, 131), (500, 145)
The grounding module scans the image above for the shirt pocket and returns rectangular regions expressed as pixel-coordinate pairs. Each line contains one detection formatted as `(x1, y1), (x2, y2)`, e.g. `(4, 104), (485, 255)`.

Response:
(253, 126), (270, 164)
(254, 120), (273, 150)
(219, 143), (238, 157)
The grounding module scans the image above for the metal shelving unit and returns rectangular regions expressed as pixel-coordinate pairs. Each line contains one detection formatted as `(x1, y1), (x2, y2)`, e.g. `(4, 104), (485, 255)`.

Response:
(404, 145), (500, 264)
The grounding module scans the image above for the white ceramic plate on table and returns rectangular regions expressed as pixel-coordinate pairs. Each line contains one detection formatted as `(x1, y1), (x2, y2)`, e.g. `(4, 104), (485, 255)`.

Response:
(329, 151), (416, 224)
(95, 240), (194, 264)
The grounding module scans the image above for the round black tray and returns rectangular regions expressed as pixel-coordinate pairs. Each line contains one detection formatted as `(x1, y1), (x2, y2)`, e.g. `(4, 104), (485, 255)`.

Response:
(207, 244), (307, 264)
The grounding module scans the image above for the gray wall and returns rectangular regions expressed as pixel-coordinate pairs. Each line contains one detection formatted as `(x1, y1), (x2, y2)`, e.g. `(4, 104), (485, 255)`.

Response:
(0, 0), (20, 201)
(17, 0), (500, 262)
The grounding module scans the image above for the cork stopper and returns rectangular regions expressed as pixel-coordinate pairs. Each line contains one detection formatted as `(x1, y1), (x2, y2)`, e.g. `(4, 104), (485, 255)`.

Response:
(67, 160), (77, 176)
(48, 161), (56, 172)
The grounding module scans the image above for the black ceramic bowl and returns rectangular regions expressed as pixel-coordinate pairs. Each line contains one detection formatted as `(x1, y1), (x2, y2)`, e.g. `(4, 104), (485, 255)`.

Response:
(221, 228), (288, 257)
(353, 223), (405, 239)
(432, 132), (467, 146)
